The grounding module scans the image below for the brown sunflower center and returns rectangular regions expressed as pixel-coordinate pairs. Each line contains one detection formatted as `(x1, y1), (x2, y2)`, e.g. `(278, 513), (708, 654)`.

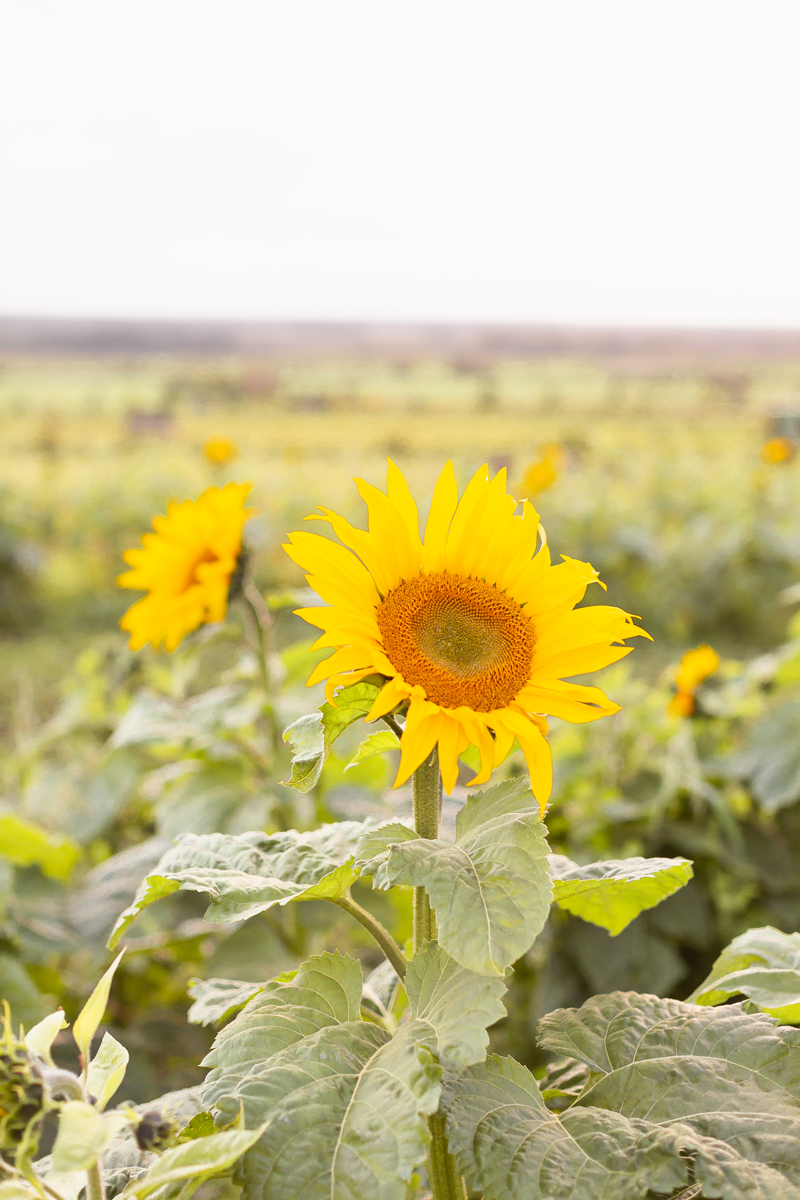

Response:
(376, 572), (535, 711)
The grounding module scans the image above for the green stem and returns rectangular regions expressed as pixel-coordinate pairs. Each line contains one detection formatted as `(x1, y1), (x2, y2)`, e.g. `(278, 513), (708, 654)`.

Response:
(243, 580), (274, 696)
(86, 1159), (105, 1200)
(332, 893), (407, 979)
(412, 746), (441, 950)
(427, 1114), (468, 1200)
(240, 581), (280, 752)
(410, 748), (465, 1200)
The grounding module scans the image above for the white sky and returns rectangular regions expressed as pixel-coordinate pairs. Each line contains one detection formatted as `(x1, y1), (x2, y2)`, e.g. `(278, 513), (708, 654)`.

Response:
(1, 0), (799, 326)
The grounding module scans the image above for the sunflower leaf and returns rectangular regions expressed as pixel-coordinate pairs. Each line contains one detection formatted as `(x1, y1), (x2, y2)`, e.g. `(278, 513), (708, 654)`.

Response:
(282, 681), (382, 791)
(549, 854), (693, 936)
(538, 990), (800, 1150)
(443, 1055), (800, 1200)
(186, 977), (265, 1026)
(405, 941), (507, 1067)
(688, 925), (800, 1021)
(107, 821), (372, 948)
(202, 950), (442, 1200)
(345, 728), (401, 770)
(364, 776), (552, 977)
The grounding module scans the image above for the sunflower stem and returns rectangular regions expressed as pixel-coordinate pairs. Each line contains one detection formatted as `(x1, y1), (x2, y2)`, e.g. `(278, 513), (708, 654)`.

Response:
(411, 748), (464, 1200)
(85, 1159), (105, 1200)
(332, 893), (407, 979)
(240, 581), (279, 752)
(412, 746), (441, 949)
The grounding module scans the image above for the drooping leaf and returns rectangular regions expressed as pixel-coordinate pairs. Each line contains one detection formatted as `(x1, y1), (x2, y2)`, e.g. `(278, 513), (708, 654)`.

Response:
(443, 1056), (800, 1200)
(549, 854), (693, 936)
(0, 813), (80, 881)
(187, 978), (264, 1026)
(361, 776), (552, 977)
(539, 991), (800, 1144)
(282, 681), (382, 792)
(405, 941), (506, 1067)
(73, 950), (125, 1070)
(689, 925), (800, 1021)
(121, 1128), (264, 1199)
(108, 821), (371, 948)
(345, 729), (401, 771)
(202, 951), (441, 1200)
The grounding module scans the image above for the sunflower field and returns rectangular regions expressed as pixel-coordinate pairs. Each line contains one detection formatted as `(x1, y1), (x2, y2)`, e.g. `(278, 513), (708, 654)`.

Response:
(6, 353), (800, 1198)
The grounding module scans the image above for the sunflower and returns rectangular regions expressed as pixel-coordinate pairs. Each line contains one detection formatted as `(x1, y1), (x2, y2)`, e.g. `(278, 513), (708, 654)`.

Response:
(119, 483), (254, 651)
(668, 643), (719, 717)
(284, 461), (649, 808)
(203, 437), (238, 465)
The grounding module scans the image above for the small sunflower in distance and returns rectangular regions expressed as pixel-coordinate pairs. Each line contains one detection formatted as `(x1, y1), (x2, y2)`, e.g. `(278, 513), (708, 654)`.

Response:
(119, 483), (254, 651)
(204, 437), (238, 465)
(285, 461), (649, 809)
(761, 436), (795, 465)
(668, 643), (720, 717)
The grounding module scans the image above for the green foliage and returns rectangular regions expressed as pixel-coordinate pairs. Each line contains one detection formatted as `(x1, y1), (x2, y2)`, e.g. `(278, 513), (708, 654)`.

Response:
(282, 680), (382, 791)
(549, 853), (693, 935)
(108, 822), (370, 947)
(360, 776), (553, 977)
(690, 925), (800, 1021)
(444, 1055), (799, 1199)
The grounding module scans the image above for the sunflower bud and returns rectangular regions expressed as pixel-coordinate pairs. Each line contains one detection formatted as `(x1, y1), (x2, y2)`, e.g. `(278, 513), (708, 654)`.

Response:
(135, 1109), (176, 1153)
(0, 1010), (46, 1162)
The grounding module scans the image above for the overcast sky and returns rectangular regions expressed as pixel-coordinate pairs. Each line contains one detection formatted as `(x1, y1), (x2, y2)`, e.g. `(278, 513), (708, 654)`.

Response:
(1, 1), (799, 326)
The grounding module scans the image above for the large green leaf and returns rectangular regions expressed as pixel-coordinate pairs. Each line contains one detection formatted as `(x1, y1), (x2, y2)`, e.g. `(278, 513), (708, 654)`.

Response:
(282, 681), (382, 792)
(539, 991), (800, 1139)
(202, 951), (441, 1200)
(443, 1055), (800, 1199)
(549, 854), (693, 935)
(689, 925), (800, 1021)
(360, 777), (552, 977)
(202, 951), (363, 1101)
(108, 821), (370, 947)
(405, 942), (506, 1068)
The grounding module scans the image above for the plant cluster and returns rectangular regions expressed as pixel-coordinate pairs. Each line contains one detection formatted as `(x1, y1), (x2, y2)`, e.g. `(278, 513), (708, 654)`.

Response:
(6, 459), (800, 1197)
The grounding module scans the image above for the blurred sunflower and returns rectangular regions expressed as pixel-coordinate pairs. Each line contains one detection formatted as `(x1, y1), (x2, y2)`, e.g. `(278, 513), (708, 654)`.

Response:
(203, 437), (238, 465)
(119, 483), (253, 651)
(285, 461), (648, 808)
(521, 442), (567, 497)
(668, 643), (719, 717)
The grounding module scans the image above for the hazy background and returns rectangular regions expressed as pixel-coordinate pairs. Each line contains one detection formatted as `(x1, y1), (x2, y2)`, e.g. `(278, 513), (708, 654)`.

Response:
(2, 0), (799, 326)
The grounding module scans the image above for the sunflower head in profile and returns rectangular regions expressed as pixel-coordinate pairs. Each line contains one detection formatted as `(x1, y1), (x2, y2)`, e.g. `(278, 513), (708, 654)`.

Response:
(284, 461), (649, 810)
(118, 482), (254, 651)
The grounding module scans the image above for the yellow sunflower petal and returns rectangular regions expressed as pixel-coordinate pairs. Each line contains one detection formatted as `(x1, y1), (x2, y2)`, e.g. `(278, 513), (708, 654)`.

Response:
(422, 461), (459, 573)
(497, 708), (552, 813)
(366, 675), (412, 722)
(306, 647), (376, 688)
(387, 459), (424, 564)
(395, 702), (445, 788)
(438, 715), (471, 795)
(355, 476), (420, 592)
(444, 464), (491, 572)
(516, 680), (620, 723)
